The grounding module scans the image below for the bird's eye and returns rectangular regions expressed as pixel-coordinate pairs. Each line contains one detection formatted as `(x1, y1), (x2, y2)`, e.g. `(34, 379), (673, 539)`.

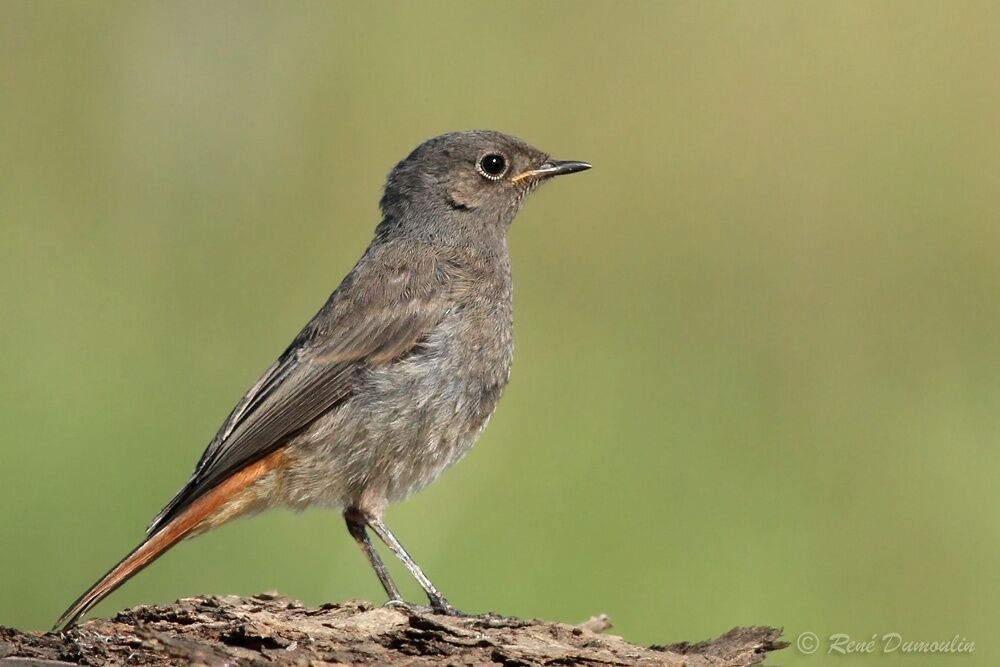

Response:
(477, 153), (508, 180)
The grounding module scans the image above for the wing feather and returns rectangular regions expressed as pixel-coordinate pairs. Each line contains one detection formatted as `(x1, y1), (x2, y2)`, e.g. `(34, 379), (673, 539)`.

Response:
(148, 246), (450, 533)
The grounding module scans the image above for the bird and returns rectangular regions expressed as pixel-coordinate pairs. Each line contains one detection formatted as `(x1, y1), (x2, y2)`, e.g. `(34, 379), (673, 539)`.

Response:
(55, 130), (591, 630)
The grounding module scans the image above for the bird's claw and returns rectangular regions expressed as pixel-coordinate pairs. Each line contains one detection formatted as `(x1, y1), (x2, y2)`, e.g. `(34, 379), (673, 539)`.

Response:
(429, 597), (468, 617)
(382, 597), (469, 617)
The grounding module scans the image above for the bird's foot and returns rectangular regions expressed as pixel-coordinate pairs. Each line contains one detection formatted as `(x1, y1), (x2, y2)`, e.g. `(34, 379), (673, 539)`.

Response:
(382, 597), (469, 617)
(382, 599), (439, 616)
(383, 598), (523, 627)
(426, 597), (525, 627)
(428, 596), (469, 617)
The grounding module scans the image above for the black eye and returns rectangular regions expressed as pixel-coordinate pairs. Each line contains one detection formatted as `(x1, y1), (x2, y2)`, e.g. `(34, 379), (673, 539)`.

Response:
(477, 153), (508, 180)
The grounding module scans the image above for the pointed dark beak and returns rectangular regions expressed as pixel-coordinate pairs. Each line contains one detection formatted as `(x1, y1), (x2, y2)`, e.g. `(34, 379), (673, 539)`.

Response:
(512, 159), (592, 182)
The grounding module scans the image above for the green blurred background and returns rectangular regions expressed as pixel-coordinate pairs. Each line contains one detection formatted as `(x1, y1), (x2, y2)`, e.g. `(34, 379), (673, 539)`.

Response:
(2, 2), (997, 664)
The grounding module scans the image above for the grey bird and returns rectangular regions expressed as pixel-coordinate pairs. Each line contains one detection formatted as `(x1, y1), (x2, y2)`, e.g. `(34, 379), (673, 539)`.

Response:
(55, 130), (590, 630)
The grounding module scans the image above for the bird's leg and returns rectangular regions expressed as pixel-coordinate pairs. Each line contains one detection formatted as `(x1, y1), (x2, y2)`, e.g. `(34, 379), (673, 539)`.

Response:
(365, 514), (466, 616)
(344, 508), (403, 602)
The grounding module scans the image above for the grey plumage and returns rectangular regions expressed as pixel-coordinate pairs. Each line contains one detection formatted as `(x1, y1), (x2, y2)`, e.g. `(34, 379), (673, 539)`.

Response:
(56, 130), (590, 629)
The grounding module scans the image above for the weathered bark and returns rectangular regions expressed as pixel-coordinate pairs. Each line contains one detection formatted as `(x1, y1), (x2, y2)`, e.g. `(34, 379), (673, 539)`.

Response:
(0, 593), (786, 666)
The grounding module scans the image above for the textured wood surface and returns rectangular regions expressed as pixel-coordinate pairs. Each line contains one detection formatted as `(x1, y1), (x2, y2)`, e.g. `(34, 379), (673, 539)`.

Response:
(1, 594), (786, 666)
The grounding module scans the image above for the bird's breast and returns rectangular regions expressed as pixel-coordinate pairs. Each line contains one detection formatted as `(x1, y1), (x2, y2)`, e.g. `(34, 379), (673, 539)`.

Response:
(279, 257), (515, 509)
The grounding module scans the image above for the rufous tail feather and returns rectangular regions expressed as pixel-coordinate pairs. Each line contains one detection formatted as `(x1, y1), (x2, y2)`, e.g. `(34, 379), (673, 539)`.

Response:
(54, 450), (284, 630)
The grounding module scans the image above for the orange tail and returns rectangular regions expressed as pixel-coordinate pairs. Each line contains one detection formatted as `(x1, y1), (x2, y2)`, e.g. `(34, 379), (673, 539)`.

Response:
(54, 451), (284, 630)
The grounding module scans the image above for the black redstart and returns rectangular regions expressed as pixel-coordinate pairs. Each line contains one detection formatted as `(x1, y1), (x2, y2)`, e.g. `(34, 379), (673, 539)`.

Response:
(56, 130), (590, 629)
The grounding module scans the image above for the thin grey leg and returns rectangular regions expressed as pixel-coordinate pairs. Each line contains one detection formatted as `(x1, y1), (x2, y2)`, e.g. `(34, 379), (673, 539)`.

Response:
(365, 515), (464, 615)
(344, 508), (403, 602)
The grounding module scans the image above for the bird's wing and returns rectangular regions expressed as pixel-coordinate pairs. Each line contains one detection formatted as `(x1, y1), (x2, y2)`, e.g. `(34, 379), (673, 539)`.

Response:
(148, 245), (453, 533)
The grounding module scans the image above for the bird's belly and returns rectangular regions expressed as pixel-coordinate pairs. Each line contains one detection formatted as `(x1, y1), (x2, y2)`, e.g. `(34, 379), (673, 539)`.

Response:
(279, 321), (511, 510)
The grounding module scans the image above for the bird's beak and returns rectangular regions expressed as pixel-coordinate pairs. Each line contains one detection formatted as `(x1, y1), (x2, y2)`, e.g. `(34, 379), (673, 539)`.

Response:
(511, 159), (592, 183)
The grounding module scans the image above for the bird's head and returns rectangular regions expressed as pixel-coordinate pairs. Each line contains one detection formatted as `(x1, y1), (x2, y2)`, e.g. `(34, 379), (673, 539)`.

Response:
(378, 130), (590, 239)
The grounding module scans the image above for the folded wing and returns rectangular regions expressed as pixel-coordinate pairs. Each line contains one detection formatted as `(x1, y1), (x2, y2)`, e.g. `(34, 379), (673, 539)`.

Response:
(149, 246), (451, 534)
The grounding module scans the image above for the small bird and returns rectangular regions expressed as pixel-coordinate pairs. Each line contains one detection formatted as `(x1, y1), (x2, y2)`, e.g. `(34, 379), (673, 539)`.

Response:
(55, 130), (591, 629)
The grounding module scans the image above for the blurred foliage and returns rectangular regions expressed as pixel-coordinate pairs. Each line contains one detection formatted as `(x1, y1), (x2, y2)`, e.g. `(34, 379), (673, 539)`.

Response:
(1, 2), (998, 664)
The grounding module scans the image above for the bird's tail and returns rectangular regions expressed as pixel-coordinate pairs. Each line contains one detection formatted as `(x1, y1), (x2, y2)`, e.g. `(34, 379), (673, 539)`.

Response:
(53, 450), (284, 630)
